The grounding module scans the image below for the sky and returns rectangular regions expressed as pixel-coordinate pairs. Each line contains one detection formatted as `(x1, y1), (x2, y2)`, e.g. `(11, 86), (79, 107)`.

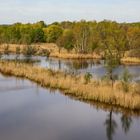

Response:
(0, 0), (140, 24)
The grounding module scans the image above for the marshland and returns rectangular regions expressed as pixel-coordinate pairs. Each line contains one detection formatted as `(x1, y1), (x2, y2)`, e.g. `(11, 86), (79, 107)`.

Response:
(0, 0), (140, 139)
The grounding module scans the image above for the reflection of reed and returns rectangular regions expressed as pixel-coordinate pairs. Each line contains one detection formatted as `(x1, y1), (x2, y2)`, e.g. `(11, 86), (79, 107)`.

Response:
(63, 94), (140, 117)
(1, 69), (140, 117)
(0, 86), (32, 93)
(63, 93), (134, 140)
(65, 59), (101, 70)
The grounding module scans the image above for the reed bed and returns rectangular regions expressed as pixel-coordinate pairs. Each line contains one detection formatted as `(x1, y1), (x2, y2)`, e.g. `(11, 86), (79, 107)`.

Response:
(121, 57), (140, 64)
(1, 44), (140, 64)
(0, 60), (140, 110)
(49, 52), (102, 59)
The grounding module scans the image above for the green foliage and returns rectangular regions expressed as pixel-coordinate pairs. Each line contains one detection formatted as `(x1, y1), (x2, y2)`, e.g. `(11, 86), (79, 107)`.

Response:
(105, 51), (120, 86)
(121, 69), (132, 92)
(121, 68), (132, 83)
(57, 29), (74, 51)
(73, 20), (90, 53)
(0, 20), (139, 56)
(0, 22), (45, 44)
(84, 72), (92, 84)
(44, 25), (63, 43)
(32, 28), (45, 43)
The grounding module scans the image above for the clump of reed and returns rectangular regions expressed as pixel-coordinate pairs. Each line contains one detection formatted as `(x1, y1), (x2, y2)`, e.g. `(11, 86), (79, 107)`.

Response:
(50, 52), (102, 59)
(0, 60), (140, 110)
(121, 57), (140, 64)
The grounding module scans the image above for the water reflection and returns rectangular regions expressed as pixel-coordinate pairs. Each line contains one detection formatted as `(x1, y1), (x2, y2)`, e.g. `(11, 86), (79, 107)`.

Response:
(104, 110), (133, 140)
(104, 110), (117, 140)
(121, 114), (133, 134)
(2, 54), (140, 82)
(0, 74), (140, 140)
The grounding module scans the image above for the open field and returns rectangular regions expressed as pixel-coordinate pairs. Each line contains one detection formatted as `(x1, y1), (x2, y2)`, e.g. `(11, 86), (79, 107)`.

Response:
(0, 60), (140, 110)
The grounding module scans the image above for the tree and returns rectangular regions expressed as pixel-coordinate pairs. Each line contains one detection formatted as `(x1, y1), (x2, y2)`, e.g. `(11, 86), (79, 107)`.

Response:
(57, 29), (74, 52)
(44, 25), (63, 43)
(126, 26), (140, 50)
(73, 20), (90, 53)
(98, 21), (121, 86)
(32, 28), (45, 43)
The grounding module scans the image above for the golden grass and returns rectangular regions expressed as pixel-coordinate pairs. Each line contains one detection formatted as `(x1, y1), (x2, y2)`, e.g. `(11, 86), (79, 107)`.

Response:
(49, 52), (101, 59)
(0, 43), (102, 59)
(0, 43), (58, 54)
(0, 60), (140, 110)
(1, 43), (140, 63)
(121, 57), (140, 64)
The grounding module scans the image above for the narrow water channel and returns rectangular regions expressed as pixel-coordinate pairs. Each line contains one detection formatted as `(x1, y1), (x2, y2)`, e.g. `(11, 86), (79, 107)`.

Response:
(2, 54), (140, 82)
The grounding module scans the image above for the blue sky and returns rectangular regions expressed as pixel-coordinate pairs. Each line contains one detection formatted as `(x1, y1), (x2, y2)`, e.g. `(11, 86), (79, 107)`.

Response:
(0, 0), (140, 24)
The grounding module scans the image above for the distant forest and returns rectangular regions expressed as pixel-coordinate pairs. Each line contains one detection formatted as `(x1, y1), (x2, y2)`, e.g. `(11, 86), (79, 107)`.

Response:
(0, 20), (140, 56)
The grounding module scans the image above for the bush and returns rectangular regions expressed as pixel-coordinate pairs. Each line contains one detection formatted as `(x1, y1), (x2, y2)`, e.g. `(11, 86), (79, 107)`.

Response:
(4, 45), (10, 55)
(84, 72), (92, 84)
(121, 69), (132, 92)
(16, 46), (20, 54)
(38, 49), (50, 57)
(22, 45), (37, 57)
(0, 52), (2, 59)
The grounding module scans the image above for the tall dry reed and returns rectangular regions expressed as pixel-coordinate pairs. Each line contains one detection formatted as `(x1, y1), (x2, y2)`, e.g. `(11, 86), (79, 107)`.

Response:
(0, 60), (140, 110)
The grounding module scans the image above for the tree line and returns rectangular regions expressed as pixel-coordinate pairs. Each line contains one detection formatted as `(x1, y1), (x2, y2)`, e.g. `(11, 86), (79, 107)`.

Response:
(0, 20), (140, 55)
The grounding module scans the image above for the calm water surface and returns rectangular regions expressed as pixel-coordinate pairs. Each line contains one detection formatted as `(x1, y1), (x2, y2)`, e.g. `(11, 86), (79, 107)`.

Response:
(2, 54), (140, 82)
(0, 74), (140, 140)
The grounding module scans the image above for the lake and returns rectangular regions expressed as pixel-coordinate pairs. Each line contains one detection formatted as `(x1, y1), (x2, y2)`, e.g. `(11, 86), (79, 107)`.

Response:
(0, 74), (140, 140)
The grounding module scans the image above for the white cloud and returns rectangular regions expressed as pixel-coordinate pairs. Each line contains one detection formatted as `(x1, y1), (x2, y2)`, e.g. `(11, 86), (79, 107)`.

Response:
(0, 0), (139, 24)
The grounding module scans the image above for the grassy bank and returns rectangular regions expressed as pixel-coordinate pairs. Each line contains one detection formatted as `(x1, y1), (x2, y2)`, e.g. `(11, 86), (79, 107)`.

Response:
(121, 57), (140, 65)
(1, 43), (140, 64)
(0, 43), (102, 59)
(0, 60), (140, 110)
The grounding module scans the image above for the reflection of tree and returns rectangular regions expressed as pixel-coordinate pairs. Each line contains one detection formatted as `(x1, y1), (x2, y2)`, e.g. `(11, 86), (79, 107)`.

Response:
(58, 59), (62, 70)
(104, 110), (117, 140)
(71, 60), (89, 70)
(121, 114), (132, 134)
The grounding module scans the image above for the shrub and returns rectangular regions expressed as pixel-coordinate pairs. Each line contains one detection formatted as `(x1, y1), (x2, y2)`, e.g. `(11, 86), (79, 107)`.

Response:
(0, 52), (2, 59)
(4, 45), (10, 55)
(16, 46), (20, 54)
(38, 49), (50, 57)
(121, 69), (132, 92)
(84, 72), (92, 84)
(22, 45), (37, 57)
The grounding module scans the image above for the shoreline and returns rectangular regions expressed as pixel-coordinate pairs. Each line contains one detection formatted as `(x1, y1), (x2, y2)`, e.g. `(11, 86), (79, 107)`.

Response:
(1, 72), (140, 117)
(0, 60), (140, 110)
(0, 43), (140, 65)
